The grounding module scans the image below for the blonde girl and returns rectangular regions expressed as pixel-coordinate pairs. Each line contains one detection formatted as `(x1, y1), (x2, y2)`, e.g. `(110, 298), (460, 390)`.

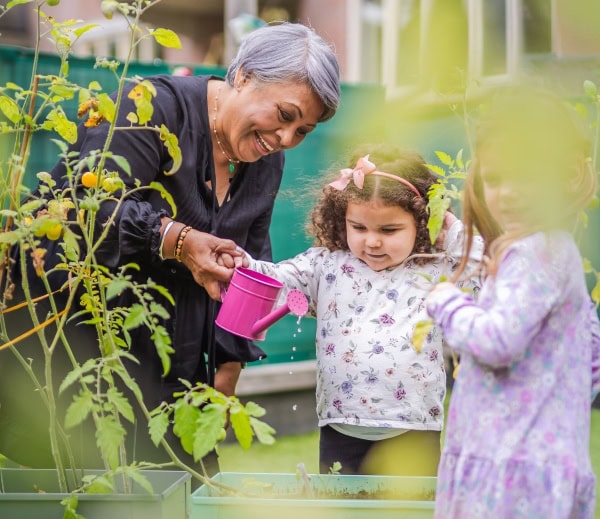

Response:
(427, 87), (600, 518)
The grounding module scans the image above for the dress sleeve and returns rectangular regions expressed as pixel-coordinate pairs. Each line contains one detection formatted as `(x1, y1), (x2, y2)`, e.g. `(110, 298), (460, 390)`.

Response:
(591, 302), (600, 400)
(426, 239), (564, 368)
(248, 248), (327, 317)
(443, 219), (484, 295)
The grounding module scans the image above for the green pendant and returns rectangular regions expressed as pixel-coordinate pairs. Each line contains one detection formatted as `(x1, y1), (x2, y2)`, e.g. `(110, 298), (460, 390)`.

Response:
(228, 162), (235, 174)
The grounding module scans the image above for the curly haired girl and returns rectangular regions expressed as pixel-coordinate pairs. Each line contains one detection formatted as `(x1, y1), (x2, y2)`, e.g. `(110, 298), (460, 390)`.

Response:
(245, 143), (483, 475)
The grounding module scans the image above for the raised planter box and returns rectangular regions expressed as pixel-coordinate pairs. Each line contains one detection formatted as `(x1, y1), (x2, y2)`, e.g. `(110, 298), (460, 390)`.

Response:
(0, 468), (191, 519)
(191, 472), (435, 519)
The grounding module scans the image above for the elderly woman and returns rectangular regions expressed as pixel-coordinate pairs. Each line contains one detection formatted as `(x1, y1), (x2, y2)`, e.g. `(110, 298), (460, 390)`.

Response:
(1, 22), (340, 479)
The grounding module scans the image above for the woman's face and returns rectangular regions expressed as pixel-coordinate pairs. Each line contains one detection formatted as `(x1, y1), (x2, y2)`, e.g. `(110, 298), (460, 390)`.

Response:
(224, 78), (324, 163)
(345, 201), (417, 271)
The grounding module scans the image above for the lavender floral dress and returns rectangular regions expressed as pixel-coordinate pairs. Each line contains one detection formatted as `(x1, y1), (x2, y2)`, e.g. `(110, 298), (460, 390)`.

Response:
(427, 231), (600, 519)
(249, 221), (482, 434)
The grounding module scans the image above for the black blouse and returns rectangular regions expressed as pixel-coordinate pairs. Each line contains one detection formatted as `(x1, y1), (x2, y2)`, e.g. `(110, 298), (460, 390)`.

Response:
(27, 75), (285, 405)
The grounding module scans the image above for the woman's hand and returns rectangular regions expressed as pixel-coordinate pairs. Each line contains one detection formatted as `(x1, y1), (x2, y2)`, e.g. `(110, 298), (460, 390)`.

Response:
(179, 230), (243, 300)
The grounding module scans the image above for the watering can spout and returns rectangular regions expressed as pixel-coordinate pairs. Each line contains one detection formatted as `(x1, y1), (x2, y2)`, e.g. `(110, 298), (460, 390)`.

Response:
(251, 289), (308, 336)
(215, 268), (309, 341)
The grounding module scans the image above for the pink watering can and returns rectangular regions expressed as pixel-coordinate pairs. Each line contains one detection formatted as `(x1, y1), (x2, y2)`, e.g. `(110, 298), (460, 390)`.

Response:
(215, 267), (309, 341)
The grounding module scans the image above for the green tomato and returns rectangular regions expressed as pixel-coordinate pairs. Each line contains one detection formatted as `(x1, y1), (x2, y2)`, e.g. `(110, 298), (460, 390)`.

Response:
(46, 0), (60, 6)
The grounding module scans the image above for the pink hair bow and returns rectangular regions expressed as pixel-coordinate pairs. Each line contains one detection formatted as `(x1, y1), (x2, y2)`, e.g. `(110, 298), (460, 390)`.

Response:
(329, 155), (376, 190)
(328, 154), (422, 198)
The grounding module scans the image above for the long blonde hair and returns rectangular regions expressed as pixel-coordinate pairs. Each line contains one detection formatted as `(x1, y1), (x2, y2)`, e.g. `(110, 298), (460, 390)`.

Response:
(454, 86), (597, 278)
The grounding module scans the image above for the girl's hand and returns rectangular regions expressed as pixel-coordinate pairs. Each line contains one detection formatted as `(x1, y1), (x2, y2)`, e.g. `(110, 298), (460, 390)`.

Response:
(216, 247), (249, 269)
(434, 211), (459, 250)
(429, 281), (456, 298)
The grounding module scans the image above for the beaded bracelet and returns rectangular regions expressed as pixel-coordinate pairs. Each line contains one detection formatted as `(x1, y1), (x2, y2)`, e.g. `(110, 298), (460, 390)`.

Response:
(174, 225), (192, 262)
(158, 220), (175, 261)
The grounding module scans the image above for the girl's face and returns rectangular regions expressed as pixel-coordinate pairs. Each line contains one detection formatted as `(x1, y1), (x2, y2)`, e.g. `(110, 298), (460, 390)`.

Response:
(479, 149), (536, 233)
(345, 201), (417, 271)
(226, 77), (324, 163)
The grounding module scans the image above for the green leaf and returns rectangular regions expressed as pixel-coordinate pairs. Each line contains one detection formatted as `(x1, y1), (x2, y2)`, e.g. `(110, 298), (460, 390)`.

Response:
(426, 186), (451, 245)
(159, 124), (182, 175)
(50, 81), (76, 100)
(435, 150), (453, 166)
(0, 230), (21, 244)
(61, 495), (85, 519)
(106, 387), (135, 423)
(64, 389), (95, 429)
(105, 279), (129, 300)
(412, 319), (434, 354)
(116, 467), (154, 495)
(173, 401), (201, 455)
(7, 0), (33, 8)
(123, 303), (145, 330)
(230, 404), (254, 449)
(426, 164), (446, 177)
(592, 276), (600, 306)
(20, 198), (44, 213)
(74, 23), (99, 38)
(84, 474), (114, 494)
(149, 181), (177, 217)
(97, 92), (116, 123)
(62, 227), (80, 262)
(250, 417), (276, 445)
(95, 415), (126, 469)
(148, 412), (170, 447)
(152, 325), (174, 376)
(109, 154), (131, 176)
(46, 107), (78, 144)
(193, 404), (227, 460)
(59, 359), (97, 394)
(244, 400), (267, 418)
(151, 28), (182, 49)
(4, 82), (22, 90)
(0, 95), (22, 123)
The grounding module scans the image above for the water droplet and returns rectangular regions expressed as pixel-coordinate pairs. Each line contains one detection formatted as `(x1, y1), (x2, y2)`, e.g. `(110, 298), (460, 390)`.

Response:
(289, 371), (293, 375)
(292, 346), (297, 352)
(290, 356), (294, 360)
(292, 404), (298, 411)
(297, 327), (302, 333)
(296, 316), (302, 325)
(292, 333), (296, 338)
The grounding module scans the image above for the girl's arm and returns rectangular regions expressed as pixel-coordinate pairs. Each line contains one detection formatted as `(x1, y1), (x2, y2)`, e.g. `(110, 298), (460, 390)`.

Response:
(426, 239), (564, 369)
(246, 248), (328, 315)
(440, 216), (484, 294)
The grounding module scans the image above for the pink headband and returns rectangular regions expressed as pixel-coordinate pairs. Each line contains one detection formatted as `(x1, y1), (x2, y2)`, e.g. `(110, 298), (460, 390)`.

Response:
(328, 155), (422, 198)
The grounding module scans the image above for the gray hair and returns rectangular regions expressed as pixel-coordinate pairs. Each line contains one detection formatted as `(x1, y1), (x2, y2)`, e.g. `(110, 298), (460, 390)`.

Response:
(226, 22), (340, 122)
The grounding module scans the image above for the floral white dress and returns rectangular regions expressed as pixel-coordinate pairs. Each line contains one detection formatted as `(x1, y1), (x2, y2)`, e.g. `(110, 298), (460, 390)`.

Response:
(249, 221), (482, 433)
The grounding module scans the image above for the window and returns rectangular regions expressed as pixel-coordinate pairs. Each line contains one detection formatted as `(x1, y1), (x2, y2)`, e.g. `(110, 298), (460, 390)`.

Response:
(348, 0), (556, 100)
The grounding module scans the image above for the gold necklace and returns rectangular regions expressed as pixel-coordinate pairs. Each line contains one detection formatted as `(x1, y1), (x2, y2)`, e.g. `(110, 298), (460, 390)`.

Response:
(212, 84), (240, 174)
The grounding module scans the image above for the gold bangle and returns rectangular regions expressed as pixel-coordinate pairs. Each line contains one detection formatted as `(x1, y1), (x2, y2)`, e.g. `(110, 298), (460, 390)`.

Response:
(174, 225), (192, 262)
